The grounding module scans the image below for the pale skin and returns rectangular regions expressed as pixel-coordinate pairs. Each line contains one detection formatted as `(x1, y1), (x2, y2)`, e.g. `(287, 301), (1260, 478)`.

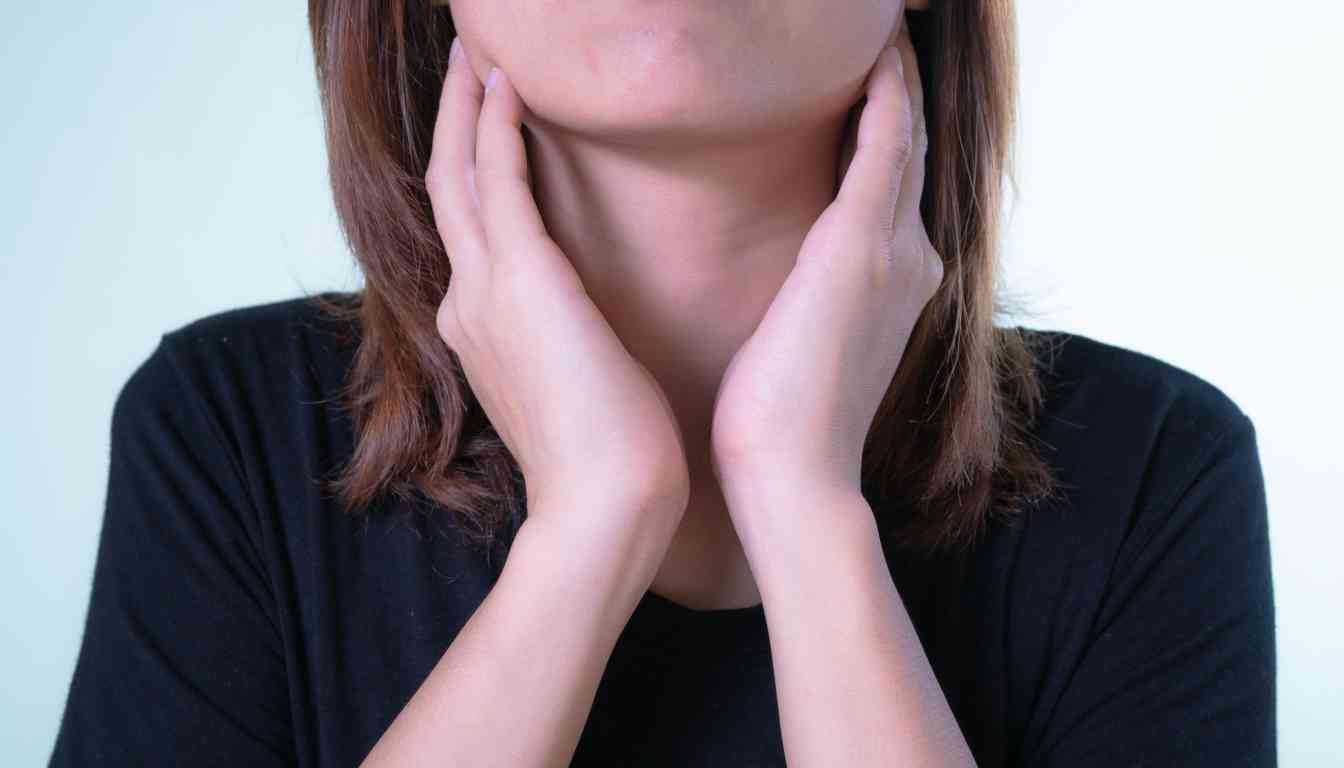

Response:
(362, 0), (973, 765)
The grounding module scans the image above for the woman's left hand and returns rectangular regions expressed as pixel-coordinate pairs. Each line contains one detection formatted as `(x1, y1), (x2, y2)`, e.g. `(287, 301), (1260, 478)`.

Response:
(710, 19), (940, 537)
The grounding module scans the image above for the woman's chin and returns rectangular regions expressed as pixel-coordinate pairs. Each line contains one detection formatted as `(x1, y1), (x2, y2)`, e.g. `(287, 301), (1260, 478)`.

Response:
(527, 91), (779, 149)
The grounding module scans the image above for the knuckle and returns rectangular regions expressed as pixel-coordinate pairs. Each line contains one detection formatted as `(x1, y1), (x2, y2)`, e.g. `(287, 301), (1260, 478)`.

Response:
(896, 136), (915, 166)
(858, 135), (914, 171)
(426, 176), (483, 253)
(435, 293), (463, 345)
(922, 247), (945, 292)
(886, 134), (915, 169)
(439, 280), (488, 349)
(862, 141), (913, 179)
(870, 237), (944, 296)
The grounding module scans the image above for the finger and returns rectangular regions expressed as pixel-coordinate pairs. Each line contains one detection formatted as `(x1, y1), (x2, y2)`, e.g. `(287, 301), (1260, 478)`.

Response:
(836, 41), (914, 232)
(894, 20), (925, 124)
(426, 36), (489, 277)
(473, 66), (552, 263)
(890, 19), (928, 236)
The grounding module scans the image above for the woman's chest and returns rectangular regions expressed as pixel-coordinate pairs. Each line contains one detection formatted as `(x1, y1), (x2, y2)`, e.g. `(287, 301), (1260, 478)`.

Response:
(264, 494), (1052, 768)
(573, 610), (786, 766)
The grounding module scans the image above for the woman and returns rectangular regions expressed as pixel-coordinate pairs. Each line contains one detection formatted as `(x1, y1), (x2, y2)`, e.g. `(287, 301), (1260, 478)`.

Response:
(50, 1), (1275, 766)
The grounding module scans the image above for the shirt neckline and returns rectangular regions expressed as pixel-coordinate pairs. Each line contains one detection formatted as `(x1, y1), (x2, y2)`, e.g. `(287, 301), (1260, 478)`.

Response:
(640, 587), (766, 620)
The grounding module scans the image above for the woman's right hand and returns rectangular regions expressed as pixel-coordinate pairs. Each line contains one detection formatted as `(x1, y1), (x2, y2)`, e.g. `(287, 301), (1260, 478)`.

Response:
(425, 39), (690, 544)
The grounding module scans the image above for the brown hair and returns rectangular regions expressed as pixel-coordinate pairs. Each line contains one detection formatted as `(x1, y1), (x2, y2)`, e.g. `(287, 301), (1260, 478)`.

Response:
(305, 0), (1062, 558)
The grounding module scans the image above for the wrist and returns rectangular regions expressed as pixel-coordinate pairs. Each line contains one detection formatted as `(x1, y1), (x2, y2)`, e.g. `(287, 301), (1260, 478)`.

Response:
(492, 515), (651, 649)
(725, 482), (883, 589)
(512, 490), (683, 606)
(526, 467), (689, 532)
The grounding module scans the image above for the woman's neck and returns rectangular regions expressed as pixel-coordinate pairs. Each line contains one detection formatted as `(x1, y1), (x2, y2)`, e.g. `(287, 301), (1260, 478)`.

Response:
(518, 108), (852, 609)
(523, 109), (847, 401)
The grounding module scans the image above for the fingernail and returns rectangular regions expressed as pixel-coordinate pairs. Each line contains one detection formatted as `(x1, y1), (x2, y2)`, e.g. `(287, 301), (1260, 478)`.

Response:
(485, 66), (500, 94)
(449, 37), (463, 68)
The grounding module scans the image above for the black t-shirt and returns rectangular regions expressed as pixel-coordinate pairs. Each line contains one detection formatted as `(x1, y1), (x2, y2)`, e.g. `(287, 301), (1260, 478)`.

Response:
(48, 292), (1276, 767)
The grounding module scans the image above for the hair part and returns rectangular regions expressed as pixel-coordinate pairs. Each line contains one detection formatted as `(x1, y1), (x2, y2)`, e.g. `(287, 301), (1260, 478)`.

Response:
(305, 0), (1063, 560)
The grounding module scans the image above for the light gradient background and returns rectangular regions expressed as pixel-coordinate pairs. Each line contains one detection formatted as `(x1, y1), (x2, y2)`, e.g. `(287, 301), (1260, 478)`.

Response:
(3, 2), (1340, 765)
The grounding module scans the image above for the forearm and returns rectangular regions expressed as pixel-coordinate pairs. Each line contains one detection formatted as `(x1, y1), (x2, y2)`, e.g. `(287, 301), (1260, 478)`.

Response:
(742, 488), (976, 767)
(360, 492), (669, 768)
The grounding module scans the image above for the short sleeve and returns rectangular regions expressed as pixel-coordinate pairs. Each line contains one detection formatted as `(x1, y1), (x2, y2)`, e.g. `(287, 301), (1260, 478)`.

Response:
(49, 336), (295, 767)
(1028, 413), (1276, 766)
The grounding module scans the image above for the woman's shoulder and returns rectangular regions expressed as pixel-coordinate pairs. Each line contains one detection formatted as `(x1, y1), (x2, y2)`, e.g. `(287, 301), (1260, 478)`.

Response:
(985, 325), (1264, 601)
(980, 328), (1273, 764)
(113, 291), (363, 499)
(134, 291), (360, 414)
(999, 324), (1264, 590)
(155, 290), (360, 376)
(1016, 325), (1254, 464)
